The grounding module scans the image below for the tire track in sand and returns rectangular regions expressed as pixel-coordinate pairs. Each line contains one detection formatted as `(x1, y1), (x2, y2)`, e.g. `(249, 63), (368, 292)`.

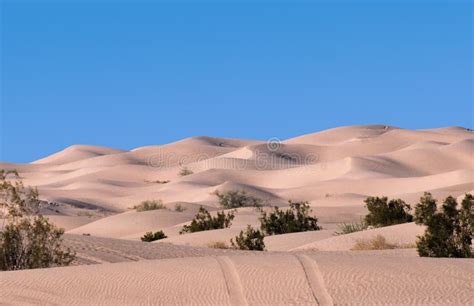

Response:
(296, 254), (334, 306)
(216, 256), (247, 306)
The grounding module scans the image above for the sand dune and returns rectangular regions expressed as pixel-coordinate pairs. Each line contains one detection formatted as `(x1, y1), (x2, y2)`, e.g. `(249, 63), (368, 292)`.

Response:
(67, 210), (197, 239)
(1, 124), (472, 243)
(1, 125), (473, 305)
(32, 145), (126, 165)
(2, 125), (472, 217)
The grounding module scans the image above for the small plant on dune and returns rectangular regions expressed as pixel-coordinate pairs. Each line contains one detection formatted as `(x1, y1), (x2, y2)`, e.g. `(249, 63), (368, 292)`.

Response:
(145, 179), (170, 184)
(231, 225), (265, 251)
(414, 193), (473, 258)
(157, 180), (170, 184)
(214, 190), (263, 209)
(179, 207), (235, 234)
(351, 235), (398, 251)
(179, 166), (193, 176)
(0, 170), (75, 271)
(174, 203), (187, 212)
(335, 219), (369, 235)
(141, 230), (167, 242)
(207, 241), (230, 249)
(260, 201), (321, 235)
(134, 200), (166, 212)
(364, 196), (413, 227)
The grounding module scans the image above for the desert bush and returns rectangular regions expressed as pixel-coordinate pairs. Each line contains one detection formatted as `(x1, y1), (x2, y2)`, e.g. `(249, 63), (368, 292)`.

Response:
(260, 201), (321, 235)
(134, 200), (166, 212)
(0, 170), (75, 271)
(414, 193), (473, 258)
(179, 167), (193, 176)
(364, 196), (413, 227)
(179, 207), (235, 234)
(335, 219), (368, 235)
(231, 225), (265, 251)
(207, 241), (230, 249)
(141, 230), (167, 242)
(351, 235), (397, 250)
(0, 216), (75, 270)
(174, 203), (187, 212)
(0, 170), (42, 218)
(214, 190), (263, 209)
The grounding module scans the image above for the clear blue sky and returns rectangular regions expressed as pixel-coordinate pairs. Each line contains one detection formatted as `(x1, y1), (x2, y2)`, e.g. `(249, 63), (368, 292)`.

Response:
(1, 1), (472, 163)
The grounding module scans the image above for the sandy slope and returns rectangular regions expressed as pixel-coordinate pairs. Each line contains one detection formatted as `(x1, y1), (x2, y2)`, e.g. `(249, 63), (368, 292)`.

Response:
(1, 125), (473, 305)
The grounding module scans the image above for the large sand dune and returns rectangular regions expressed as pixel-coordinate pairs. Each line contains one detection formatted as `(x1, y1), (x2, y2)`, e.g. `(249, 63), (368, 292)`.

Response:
(1, 125), (473, 305)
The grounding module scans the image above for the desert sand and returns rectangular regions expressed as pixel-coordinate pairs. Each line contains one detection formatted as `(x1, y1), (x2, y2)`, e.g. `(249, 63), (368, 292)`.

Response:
(1, 125), (473, 305)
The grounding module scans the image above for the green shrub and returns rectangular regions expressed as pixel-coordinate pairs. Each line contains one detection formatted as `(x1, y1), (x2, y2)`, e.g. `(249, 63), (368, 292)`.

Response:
(174, 203), (187, 212)
(214, 190), (263, 209)
(179, 167), (193, 176)
(0, 170), (75, 271)
(231, 225), (265, 251)
(364, 196), (413, 227)
(141, 230), (167, 242)
(134, 200), (166, 212)
(179, 207), (235, 234)
(0, 216), (75, 270)
(260, 201), (321, 235)
(335, 219), (368, 235)
(414, 193), (473, 258)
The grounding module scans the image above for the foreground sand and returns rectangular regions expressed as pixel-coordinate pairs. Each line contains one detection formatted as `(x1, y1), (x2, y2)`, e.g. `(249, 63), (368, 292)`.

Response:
(1, 125), (473, 305)
(2, 248), (473, 305)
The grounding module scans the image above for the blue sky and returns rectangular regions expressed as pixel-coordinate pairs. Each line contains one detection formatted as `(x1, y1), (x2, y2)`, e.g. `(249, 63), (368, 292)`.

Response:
(1, 1), (472, 163)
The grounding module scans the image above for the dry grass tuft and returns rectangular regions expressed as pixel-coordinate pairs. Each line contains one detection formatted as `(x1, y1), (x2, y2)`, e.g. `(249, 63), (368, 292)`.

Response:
(207, 241), (230, 249)
(133, 200), (166, 212)
(351, 235), (415, 251)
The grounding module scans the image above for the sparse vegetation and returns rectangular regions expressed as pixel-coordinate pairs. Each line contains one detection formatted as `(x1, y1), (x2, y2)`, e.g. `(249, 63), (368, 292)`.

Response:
(179, 207), (235, 234)
(364, 196), (413, 227)
(207, 241), (230, 249)
(141, 230), (167, 242)
(231, 225), (265, 251)
(351, 235), (398, 251)
(179, 167), (193, 176)
(0, 169), (75, 271)
(134, 200), (166, 212)
(214, 190), (263, 209)
(260, 201), (321, 235)
(174, 203), (187, 212)
(335, 219), (368, 235)
(414, 193), (473, 258)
